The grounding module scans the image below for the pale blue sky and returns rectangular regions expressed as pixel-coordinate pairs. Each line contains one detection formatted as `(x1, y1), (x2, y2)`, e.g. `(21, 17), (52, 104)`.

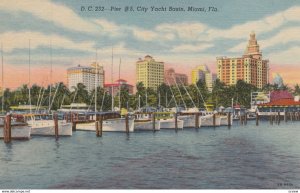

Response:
(0, 0), (300, 86)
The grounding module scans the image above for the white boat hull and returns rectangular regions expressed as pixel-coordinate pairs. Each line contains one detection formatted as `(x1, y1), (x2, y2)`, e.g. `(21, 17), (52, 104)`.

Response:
(201, 115), (221, 127)
(77, 118), (134, 132)
(160, 119), (184, 129)
(29, 120), (72, 136)
(179, 115), (201, 128)
(134, 120), (160, 131)
(0, 125), (31, 140)
(219, 115), (233, 126)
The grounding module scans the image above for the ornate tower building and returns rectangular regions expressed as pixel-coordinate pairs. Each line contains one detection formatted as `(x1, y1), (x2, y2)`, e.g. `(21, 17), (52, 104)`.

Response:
(217, 32), (269, 88)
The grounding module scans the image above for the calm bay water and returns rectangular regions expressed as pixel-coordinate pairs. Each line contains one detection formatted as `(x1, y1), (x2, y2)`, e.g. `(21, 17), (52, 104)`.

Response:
(1, 120), (300, 189)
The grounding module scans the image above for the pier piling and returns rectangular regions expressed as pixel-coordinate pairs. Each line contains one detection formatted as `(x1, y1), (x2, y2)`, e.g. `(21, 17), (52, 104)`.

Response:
(195, 113), (199, 128)
(213, 113), (216, 127)
(152, 113), (156, 132)
(99, 115), (103, 137)
(54, 113), (58, 139)
(270, 115), (273, 125)
(284, 111), (287, 122)
(125, 114), (129, 134)
(95, 121), (100, 137)
(244, 113), (247, 125)
(227, 112), (231, 127)
(71, 113), (74, 123)
(175, 113), (178, 130)
(72, 122), (76, 131)
(239, 114), (242, 125)
(3, 114), (12, 143)
(278, 112), (280, 125)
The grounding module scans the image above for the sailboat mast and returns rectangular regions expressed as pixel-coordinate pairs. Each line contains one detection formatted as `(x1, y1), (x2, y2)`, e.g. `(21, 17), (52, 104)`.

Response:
(194, 84), (208, 111)
(118, 58), (121, 110)
(95, 49), (98, 113)
(111, 47), (114, 111)
(146, 91), (148, 107)
(166, 79), (178, 108)
(138, 94), (141, 110)
(28, 40), (32, 114)
(1, 43), (4, 113)
(165, 92), (167, 108)
(49, 41), (52, 112)
(172, 75), (187, 109)
(158, 92), (161, 107)
(178, 77), (196, 108)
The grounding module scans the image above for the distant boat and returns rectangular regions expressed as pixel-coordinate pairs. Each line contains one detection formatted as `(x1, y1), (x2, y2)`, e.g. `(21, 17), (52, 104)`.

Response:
(160, 118), (184, 129)
(11, 105), (72, 136)
(219, 115), (233, 126)
(155, 112), (184, 130)
(0, 45), (31, 140)
(0, 117), (31, 140)
(21, 113), (72, 136)
(57, 103), (93, 114)
(134, 113), (160, 131)
(200, 112), (221, 127)
(26, 116), (72, 136)
(178, 115), (201, 128)
(178, 108), (202, 128)
(76, 112), (134, 132)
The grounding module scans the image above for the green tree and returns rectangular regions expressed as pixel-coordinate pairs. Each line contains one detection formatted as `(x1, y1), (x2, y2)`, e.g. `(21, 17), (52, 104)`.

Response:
(294, 84), (300, 96)
(135, 82), (146, 108)
(196, 79), (210, 108)
(234, 80), (257, 108)
(70, 83), (89, 104)
(212, 79), (226, 107)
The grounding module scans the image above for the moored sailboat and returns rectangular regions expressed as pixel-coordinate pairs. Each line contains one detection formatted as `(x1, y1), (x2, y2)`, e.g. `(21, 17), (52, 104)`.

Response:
(0, 116), (31, 140)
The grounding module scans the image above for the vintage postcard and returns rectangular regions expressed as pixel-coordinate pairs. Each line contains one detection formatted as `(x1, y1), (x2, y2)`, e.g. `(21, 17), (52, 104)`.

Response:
(0, 0), (300, 192)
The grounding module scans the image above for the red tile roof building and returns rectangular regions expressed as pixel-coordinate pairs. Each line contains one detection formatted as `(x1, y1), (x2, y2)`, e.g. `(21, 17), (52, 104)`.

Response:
(258, 90), (300, 108)
(104, 79), (134, 96)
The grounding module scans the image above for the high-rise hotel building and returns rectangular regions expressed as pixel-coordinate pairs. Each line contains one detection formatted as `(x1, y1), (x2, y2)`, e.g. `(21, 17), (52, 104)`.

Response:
(191, 64), (216, 92)
(67, 62), (105, 92)
(136, 55), (164, 90)
(217, 32), (269, 88)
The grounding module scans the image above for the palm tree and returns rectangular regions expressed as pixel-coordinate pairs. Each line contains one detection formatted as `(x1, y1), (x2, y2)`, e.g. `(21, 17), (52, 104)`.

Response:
(13, 84), (29, 105)
(234, 80), (257, 108)
(70, 83), (89, 104)
(50, 82), (71, 110)
(114, 85), (130, 109)
(135, 82), (146, 108)
(196, 79), (210, 108)
(294, 84), (300, 96)
(212, 79), (226, 107)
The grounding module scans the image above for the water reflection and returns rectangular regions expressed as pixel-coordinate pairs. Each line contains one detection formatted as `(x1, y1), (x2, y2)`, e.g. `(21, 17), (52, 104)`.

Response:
(0, 121), (300, 189)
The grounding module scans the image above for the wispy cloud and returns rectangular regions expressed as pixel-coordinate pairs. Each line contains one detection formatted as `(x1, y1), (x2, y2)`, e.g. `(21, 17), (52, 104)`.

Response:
(131, 27), (158, 41)
(0, 31), (95, 52)
(1, 1), (300, 87)
(229, 26), (300, 53)
(94, 19), (124, 37)
(171, 43), (213, 53)
(156, 22), (208, 41)
(267, 46), (300, 64)
(261, 27), (300, 49)
(209, 6), (300, 40)
(0, 0), (98, 34)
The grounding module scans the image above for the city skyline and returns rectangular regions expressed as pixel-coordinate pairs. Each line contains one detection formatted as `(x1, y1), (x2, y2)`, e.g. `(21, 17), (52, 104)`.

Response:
(0, 0), (300, 89)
